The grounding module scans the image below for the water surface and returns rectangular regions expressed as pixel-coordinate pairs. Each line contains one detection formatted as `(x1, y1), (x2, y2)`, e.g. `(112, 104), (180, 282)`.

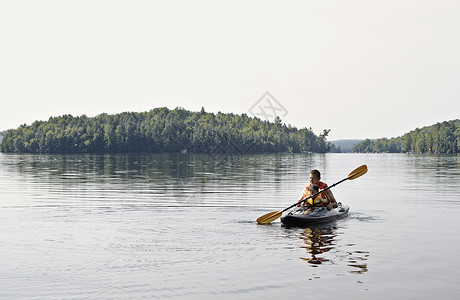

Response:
(1, 153), (459, 299)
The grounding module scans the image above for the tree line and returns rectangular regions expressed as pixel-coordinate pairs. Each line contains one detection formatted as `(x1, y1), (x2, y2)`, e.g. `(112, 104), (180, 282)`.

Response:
(1, 107), (333, 154)
(353, 119), (460, 154)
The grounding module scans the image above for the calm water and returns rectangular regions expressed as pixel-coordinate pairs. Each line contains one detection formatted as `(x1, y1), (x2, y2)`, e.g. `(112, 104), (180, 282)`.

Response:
(0, 153), (459, 299)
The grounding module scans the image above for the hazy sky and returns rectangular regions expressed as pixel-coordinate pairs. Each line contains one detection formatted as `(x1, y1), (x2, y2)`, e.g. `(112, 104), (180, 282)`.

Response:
(1, 0), (459, 140)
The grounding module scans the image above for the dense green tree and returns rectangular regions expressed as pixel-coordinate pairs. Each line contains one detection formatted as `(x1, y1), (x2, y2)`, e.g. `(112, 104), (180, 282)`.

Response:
(353, 120), (460, 154)
(1, 107), (334, 154)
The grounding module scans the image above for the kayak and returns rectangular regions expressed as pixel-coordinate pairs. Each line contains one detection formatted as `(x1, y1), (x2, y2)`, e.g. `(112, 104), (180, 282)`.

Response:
(281, 204), (350, 227)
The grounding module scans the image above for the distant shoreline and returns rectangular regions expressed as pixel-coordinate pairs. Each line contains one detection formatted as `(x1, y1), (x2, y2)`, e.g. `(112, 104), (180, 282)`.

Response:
(352, 120), (460, 154)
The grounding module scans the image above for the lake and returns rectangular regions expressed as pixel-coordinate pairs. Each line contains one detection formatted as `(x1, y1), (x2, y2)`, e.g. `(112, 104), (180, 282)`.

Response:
(0, 153), (459, 299)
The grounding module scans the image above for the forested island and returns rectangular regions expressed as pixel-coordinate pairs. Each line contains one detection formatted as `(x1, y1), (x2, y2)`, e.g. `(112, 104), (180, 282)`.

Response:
(0, 107), (333, 154)
(353, 119), (460, 154)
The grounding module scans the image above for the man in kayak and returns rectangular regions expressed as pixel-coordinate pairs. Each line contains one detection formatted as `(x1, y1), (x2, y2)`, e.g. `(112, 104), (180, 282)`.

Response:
(298, 169), (338, 210)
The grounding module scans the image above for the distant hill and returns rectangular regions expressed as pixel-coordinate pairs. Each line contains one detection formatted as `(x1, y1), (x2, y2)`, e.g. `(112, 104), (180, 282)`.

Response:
(330, 139), (364, 153)
(353, 119), (460, 154)
(0, 107), (333, 154)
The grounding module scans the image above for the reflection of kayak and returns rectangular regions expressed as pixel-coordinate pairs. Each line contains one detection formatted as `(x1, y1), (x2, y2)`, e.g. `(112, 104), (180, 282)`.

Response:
(281, 204), (350, 227)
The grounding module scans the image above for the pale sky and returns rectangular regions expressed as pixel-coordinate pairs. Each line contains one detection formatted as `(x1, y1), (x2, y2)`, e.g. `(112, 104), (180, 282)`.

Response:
(1, 0), (459, 140)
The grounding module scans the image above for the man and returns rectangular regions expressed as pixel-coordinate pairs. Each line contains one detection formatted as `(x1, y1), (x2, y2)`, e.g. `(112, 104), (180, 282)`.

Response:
(298, 169), (338, 210)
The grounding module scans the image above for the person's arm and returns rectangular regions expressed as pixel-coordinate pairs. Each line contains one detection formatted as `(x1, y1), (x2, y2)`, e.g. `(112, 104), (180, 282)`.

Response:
(323, 189), (338, 209)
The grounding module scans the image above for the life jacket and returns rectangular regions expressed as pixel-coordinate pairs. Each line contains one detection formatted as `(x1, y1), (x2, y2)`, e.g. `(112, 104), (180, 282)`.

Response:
(302, 181), (328, 206)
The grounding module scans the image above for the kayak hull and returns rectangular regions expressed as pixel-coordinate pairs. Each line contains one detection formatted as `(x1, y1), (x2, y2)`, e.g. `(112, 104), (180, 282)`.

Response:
(281, 205), (350, 227)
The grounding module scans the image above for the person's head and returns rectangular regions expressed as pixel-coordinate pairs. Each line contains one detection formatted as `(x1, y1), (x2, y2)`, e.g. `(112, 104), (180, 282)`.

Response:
(308, 184), (319, 195)
(309, 169), (321, 184)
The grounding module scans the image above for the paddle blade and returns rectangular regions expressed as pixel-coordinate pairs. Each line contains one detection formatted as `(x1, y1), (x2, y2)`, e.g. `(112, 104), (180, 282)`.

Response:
(347, 164), (368, 180)
(257, 211), (283, 224)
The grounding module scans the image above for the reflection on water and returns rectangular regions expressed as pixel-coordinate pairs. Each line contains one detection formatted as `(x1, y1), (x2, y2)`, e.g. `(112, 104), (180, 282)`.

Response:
(0, 153), (306, 182)
(0, 153), (308, 209)
(299, 226), (336, 266)
(298, 225), (369, 274)
(348, 250), (369, 274)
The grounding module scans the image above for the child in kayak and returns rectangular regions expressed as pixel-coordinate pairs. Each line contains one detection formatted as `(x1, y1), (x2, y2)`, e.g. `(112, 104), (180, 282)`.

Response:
(297, 184), (322, 213)
(308, 184), (321, 205)
(297, 169), (338, 210)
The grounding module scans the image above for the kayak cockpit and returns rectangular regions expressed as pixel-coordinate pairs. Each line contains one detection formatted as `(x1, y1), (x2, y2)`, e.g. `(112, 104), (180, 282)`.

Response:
(281, 203), (349, 227)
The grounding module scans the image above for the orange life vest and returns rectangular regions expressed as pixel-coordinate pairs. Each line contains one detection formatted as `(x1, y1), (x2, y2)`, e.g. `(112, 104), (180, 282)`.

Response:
(302, 181), (328, 206)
